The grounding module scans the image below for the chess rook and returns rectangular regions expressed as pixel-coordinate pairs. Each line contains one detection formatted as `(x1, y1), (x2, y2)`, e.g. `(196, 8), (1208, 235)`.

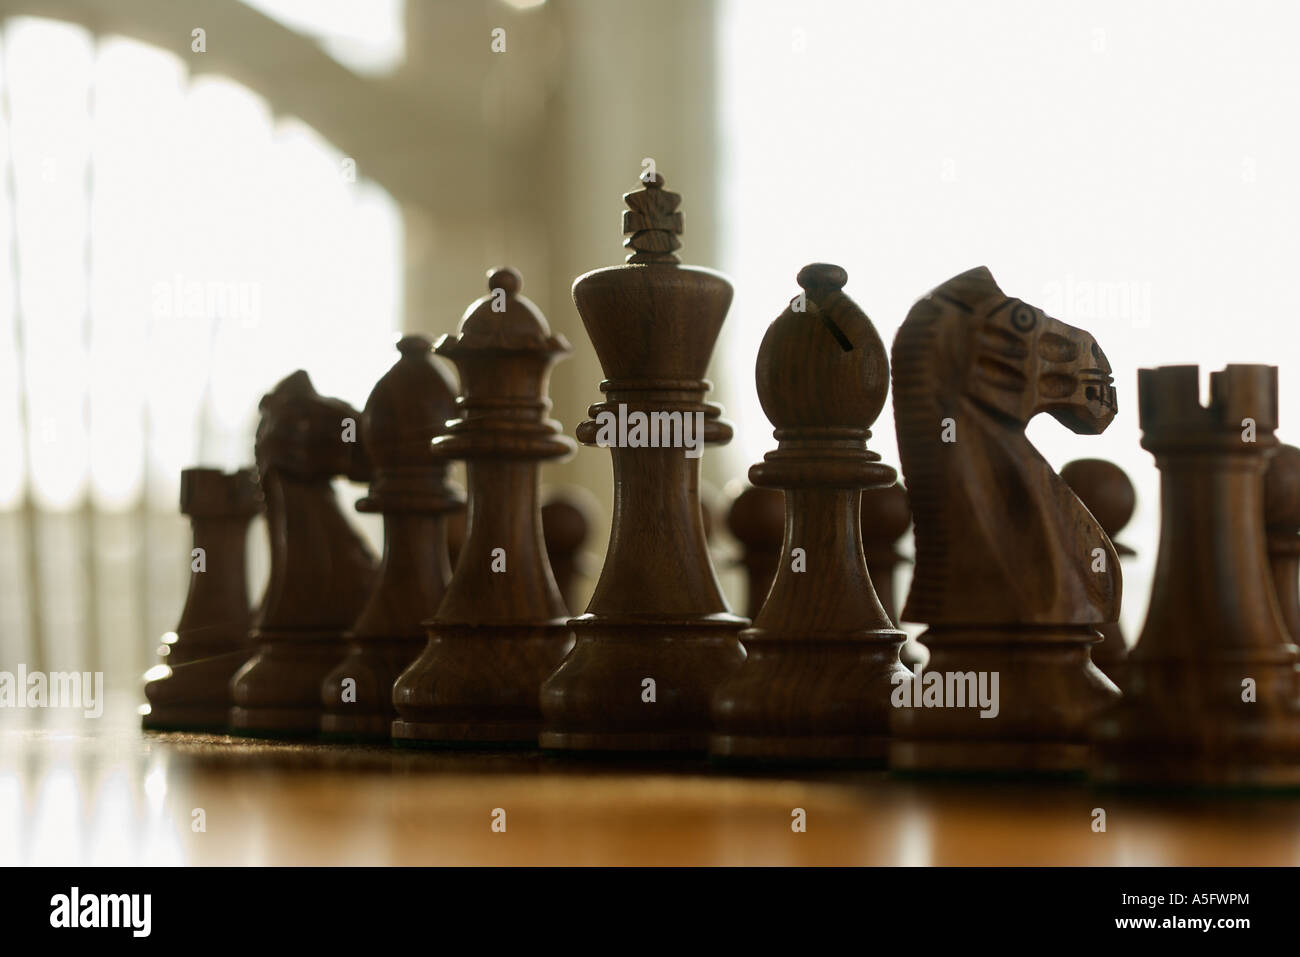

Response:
(890, 267), (1121, 774)
(142, 467), (260, 732)
(1094, 365), (1300, 787)
(1264, 444), (1300, 646)
(710, 264), (906, 762)
(229, 372), (377, 737)
(320, 335), (462, 739)
(1061, 458), (1136, 686)
(539, 174), (747, 753)
(392, 268), (574, 745)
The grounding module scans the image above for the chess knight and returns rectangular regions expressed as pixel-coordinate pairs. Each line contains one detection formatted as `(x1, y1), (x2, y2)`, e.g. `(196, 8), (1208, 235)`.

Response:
(890, 266), (1122, 773)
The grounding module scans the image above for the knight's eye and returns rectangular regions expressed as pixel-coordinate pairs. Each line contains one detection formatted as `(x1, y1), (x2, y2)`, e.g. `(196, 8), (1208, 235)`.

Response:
(1037, 333), (1079, 363)
(1010, 305), (1038, 332)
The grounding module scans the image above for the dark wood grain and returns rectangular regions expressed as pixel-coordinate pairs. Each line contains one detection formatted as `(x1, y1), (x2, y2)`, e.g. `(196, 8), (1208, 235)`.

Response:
(1265, 444), (1300, 646)
(142, 467), (260, 732)
(539, 174), (747, 753)
(1093, 365), (1300, 787)
(320, 336), (463, 739)
(890, 267), (1121, 773)
(392, 268), (574, 746)
(229, 371), (377, 737)
(710, 263), (906, 762)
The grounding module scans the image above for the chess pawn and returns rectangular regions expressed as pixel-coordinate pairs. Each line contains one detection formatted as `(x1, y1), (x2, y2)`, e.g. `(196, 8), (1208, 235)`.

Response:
(392, 268), (575, 745)
(320, 336), (462, 739)
(542, 489), (594, 615)
(861, 480), (921, 667)
(539, 173), (747, 752)
(143, 468), (260, 731)
(890, 268), (1121, 773)
(229, 371), (377, 736)
(1094, 366), (1300, 787)
(726, 484), (785, 619)
(710, 264), (907, 762)
(1265, 445), (1300, 645)
(1061, 458), (1137, 686)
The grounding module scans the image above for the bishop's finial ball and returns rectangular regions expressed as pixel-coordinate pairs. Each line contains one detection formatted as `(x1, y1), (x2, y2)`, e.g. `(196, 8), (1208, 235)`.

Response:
(1264, 444), (1300, 531)
(1060, 458), (1136, 536)
(396, 333), (433, 358)
(796, 262), (848, 292)
(755, 264), (889, 432)
(488, 267), (521, 296)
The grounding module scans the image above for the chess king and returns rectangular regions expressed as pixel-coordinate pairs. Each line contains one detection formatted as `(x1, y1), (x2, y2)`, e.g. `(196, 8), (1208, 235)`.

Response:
(890, 266), (1122, 773)
(539, 173), (747, 752)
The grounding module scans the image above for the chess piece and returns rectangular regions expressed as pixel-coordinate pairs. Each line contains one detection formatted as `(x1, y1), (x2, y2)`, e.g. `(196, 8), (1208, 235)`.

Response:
(1265, 444), (1300, 645)
(1094, 367), (1300, 786)
(726, 484), (785, 619)
(142, 467), (260, 731)
(392, 268), (574, 745)
(709, 264), (906, 762)
(542, 490), (593, 615)
(1061, 458), (1137, 685)
(890, 267), (1121, 773)
(320, 336), (462, 739)
(446, 504), (468, 568)
(860, 480), (921, 667)
(539, 173), (747, 752)
(229, 371), (377, 736)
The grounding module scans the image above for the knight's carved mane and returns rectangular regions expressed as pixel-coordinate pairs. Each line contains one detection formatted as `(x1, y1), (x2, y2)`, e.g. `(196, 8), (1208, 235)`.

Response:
(891, 267), (1118, 626)
(892, 268), (1006, 622)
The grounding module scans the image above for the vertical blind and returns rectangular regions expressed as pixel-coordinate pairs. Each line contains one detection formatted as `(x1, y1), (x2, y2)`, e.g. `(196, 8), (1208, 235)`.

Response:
(0, 17), (403, 704)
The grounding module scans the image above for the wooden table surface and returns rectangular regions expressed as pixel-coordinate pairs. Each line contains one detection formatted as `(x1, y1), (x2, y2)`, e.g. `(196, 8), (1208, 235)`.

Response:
(3, 710), (1300, 866)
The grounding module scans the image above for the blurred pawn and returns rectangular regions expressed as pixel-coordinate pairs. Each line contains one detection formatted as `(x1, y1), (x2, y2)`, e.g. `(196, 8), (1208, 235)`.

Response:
(861, 480), (921, 668)
(726, 483), (785, 619)
(541, 486), (597, 615)
(1061, 458), (1136, 687)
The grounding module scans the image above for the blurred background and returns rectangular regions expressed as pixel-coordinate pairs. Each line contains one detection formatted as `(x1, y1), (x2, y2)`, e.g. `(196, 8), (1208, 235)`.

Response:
(0, 0), (1298, 709)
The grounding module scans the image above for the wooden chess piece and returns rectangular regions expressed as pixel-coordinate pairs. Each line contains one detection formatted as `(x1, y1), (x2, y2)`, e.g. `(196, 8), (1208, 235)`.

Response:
(861, 480), (921, 668)
(709, 263), (907, 762)
(542, 490), (593, 615)
(889, 267), (1121, 773)
(1061, 458), (1136, 686)
(142, 467), (260, 731)
(1094, 367), (1300, 787)
(392, 268), (575, 745)
(539, 173), (747, 752)
(726, 484), (785, 619)
(320, 336), (462, 739)
(446, 507), (466, 567)
(229, 371), (377, 737)
(1266, 444), (1300, 645)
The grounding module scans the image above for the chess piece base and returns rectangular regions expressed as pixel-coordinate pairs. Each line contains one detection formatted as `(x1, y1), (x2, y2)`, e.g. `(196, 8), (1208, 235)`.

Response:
(391, 718), (541, 747)
(540, 616), (746, 753)
(708, 633), (905, 763)
(320, 636), (424, 740)
(890, 739), (1089, 775)
(392, 624), (572, 745)
(142, 649), (248, 732)
(229, 631), (342, 738)
(1093, 659), (1300, 789)
(889, 626), (1119, 774)
(709, 733), (889, 764)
